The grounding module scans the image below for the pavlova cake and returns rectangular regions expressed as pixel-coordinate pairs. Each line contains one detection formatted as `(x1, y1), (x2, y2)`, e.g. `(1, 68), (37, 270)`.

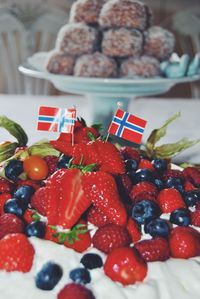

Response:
(0, 114), (199, 299)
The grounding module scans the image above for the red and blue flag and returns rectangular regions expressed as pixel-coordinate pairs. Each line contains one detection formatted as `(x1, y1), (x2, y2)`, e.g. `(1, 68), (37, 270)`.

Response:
(108, 109), (147, 145)
(37, 106), (76, 133)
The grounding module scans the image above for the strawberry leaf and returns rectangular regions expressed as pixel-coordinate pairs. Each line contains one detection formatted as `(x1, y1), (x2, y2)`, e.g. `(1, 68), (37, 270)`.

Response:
(92, 123), (103, 132)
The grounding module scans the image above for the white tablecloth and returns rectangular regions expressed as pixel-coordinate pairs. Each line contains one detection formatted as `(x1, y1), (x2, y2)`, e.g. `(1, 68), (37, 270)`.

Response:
(0, 94), (199, 164)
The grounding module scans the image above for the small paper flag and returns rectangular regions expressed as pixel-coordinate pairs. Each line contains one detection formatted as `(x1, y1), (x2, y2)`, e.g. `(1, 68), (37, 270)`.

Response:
(108, 109), (147, 144)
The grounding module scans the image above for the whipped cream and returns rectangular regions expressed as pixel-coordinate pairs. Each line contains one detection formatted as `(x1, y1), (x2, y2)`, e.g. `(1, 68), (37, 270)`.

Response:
(0, 237), (200, 299)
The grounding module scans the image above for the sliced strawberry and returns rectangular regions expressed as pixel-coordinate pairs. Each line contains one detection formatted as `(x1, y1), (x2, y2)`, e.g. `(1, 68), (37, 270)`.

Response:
(82, 171), (127, 226)
(57, 168), (91, 229)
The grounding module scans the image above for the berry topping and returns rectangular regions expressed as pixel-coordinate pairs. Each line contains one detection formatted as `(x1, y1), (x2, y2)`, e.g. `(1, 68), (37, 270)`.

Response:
(152, 159), (167, 173)
(104, 247), (147, 285)
(14, 185), (35, 205)
(170, 208), (191, 226)
(58, 283), (95, 299)
(163, 169), (184, 181)
(43, 155), (59, 175)
(120, 147), (140, 162)
(69, 268), (91, 284)
(0, 233), (35, 272)
(5, 160), (23, 181)
(144, 218), (171, 238)
(0, 193), (11, 214)
(183, 167), (200, 187)
(4, 198), (27, 217)
(131, 200), (161, 225)
(157, 188), (186, 213)
(165, 177), (184, 193)
(0, 213), (24, 239)
(191, 210), (200, 227)
(87, 206), (110, 227)
(35, 262), (63, 290)
(92, 223), (131, 254)
(80, 253), (103, 270)
(25, 221), (46, 238)
(0, 177), (13, 193)
(169, 226), (200, 259)
(134, 169), (155, 183)
(130, 181), (157, 201)
(125, 159), (138, 172)
(183, 190), (200, 207)
(126, 218), (141, 243)
(138, 158), (155, 171)
(135, 238), (170, 262)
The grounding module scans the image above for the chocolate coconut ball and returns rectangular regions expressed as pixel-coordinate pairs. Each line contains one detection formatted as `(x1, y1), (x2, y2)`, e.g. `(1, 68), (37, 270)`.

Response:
(144, 26), (175, 61)
(69, 0), (107, 25)
(74, 52), (118, 78)
(102, 28), (143, 58)
(120, 55), (161, 78)
(99, 0), (151, 30)
(56, 23), (99, 56)
(46, 52), (75, 75)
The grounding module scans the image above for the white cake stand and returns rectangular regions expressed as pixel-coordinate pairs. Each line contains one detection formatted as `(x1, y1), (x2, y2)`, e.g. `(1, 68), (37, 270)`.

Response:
(19, 52), (200, 129)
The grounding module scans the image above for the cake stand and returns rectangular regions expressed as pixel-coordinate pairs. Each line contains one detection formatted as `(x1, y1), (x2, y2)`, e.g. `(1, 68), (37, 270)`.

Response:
(19, 52), (200, 131)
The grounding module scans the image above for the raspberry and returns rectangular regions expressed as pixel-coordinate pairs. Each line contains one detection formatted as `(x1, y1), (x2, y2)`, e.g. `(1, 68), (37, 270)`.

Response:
(120, 146), (140, 162)
(92, 223), (131, 254)
(130, 181), (158, 202)
(138, 159), (155, 171)
(133, 191), (157, 204)
(58, 283), (95, 299)
(0, 193), (12, 214)
(87, 206), (110, 227)
(126, 218), (141, 243)
(157, 188), (186, 213)
(0, 177), (13, 193)
(43, 156), (59, 175)
(184, 180), (197, 192)
(183, 167), (200, 187)
(135, 238), (170, 262)
(169, 226), (200, 259)
(0, 214), (24, 239)
(163, 169), (184, 181)
(191, 210), (200, 227)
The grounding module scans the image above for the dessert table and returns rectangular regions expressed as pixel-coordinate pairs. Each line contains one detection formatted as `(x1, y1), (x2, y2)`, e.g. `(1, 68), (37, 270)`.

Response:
(0, 94), (199, 164)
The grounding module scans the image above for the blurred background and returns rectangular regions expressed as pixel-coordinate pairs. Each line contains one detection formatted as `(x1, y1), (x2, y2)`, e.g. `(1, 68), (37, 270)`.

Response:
(0, 0), (199, 97)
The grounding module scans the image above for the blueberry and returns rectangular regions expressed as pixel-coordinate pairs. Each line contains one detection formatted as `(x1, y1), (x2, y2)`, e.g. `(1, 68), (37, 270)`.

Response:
(128, 171), (136, 183)
(4, 198), (26, 217)
(5, 160), (23, 181)
(69, 268), (91, 284)
(170, 208), (191, 226)
(80, 253), (103, 270)
(135, 169), (155, 183)
(144, 218), (171, 238)
(131, 200), (161, 225)
(152, 159), (167, 173)
(183, 190), (200, 207)
(125, 159), (138, 172)
(35, 262), (63, 290)
(57, 155), (72, 169)
(25, 221), (46, 238)
(165, 177), (184, 194)
(14, 185), (35, 205)
(154, 178), (164, 190)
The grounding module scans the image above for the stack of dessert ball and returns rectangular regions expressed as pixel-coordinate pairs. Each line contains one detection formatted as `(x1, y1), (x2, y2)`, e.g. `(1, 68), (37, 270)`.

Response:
(46, 0), (175, 78)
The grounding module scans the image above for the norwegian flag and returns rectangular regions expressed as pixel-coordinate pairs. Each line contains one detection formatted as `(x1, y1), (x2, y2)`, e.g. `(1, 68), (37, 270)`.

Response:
(37, 106), (76, 133)
(108, 109), (147, 144)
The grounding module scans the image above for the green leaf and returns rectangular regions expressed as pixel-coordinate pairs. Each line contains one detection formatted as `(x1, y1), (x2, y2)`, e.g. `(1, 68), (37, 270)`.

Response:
(146, 112), (181, 156)
(87, 131), (96, 141)
(0, 142), (18, 162)
(154, 138), (200, 159)
(28, 140), (60, 157)
(0, 116), (28, 146)
(32, 213), (41, 221)
(92, 123), (103, 132)
(82, 163), (96, 173)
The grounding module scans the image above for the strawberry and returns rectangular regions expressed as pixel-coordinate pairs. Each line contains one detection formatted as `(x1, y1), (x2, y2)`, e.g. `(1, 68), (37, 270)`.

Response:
(138, 159), (155, 171)
(183, 167), (200, 187)
(130, 182), (158, 202)
(133, 191), (157, 204)
(0, 233), (35, 272)
(163, 169), (184, 181)
(44, 226), (59, 243)
(120, 146), (141, 163)
(58, 283), (95, 299)
(0, 177), (13, 193)
(31, 186), (48, 216)
(92, 223), (131, 254)
(169, 226), (200, 259)
(126, 218), (141, 243)
(82, 171), (127, 226)
(104, 247), (147, 285)
(157, 188), (186, 213)
(87, 206), (110, 227)
(135, 238), (170, 262)
(50, 140), (73, 156)
(191, 210), (200, 227)
(23, 209), (36, 224)
(0, 214), (24, 239)
(74, 126), (100, 144)
(57, 168), (91, 229)
(0, 193), (11, 214)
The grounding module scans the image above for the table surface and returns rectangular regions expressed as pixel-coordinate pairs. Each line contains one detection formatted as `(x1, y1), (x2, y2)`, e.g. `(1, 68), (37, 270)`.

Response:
(0, 94), (200, 164)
